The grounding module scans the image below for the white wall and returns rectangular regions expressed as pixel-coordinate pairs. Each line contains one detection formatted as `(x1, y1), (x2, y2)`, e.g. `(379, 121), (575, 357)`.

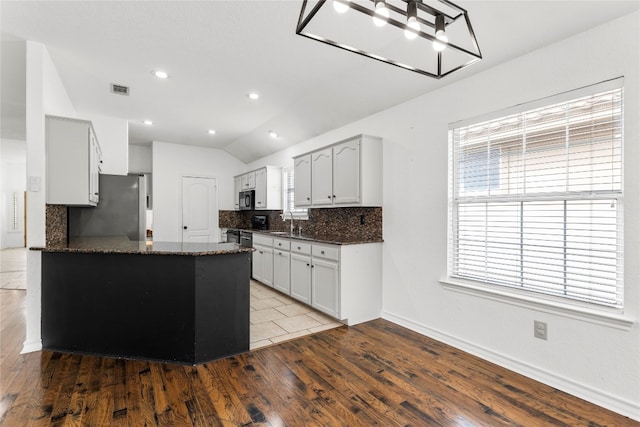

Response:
(129, 144), (152, 174)
(24, 41), (78, 353)
(249, 12), (640, 420)
(0, 139), (27, 248)
(80, 113), (129, 175)
(152, 141), (246, 242)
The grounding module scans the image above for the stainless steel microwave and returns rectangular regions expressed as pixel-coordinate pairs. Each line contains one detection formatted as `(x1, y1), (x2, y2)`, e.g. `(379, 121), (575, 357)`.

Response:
(239, 190), (255, 210)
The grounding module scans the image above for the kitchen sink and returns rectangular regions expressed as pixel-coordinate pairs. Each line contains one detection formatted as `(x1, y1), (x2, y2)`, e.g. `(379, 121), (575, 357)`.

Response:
(268, 231), (291, 235)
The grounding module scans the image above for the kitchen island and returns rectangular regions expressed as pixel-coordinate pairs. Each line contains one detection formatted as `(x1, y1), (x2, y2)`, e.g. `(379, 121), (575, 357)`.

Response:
(34, 238), (253, 365)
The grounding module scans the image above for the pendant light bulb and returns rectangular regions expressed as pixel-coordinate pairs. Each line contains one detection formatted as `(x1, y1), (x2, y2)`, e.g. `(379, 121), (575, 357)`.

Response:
(433, 31), (448, 51)
(373, 1), (389, 27)
(333, 0), (350, 13)
(405, 1), (420, 40)
(405, 17), (420, 40)
(433, 15), (448, 51)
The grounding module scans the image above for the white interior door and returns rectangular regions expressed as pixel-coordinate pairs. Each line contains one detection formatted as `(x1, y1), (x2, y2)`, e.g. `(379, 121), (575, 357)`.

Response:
(182, 176), (218, 243)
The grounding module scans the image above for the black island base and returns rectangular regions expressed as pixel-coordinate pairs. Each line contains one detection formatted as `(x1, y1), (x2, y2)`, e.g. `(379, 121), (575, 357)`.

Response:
(40, 242), (252, 365)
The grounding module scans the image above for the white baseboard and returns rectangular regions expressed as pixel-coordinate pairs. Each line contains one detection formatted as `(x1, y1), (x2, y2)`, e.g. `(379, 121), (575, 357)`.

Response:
(21, 339), (42, 354)
(382, 310), (640, 422)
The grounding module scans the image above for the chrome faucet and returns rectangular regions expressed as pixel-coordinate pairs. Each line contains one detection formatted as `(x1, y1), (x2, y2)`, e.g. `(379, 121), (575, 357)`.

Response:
(288, 211), (295, 236)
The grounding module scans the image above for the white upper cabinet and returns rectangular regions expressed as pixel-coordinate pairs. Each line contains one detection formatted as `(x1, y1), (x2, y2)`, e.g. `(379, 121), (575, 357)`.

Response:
(255, 168), (267, 208)
(234, 166), (282, 210)
(293, 134), (382, 208)
(233, 176), (242, 209)
(254, 166), (282, 210)
(46, 115), (102, 206)
(332, 139), (360, 205)
(311, 148), (333, 206)
(241, 171), (256, 190)
(293, 155), (312, 207)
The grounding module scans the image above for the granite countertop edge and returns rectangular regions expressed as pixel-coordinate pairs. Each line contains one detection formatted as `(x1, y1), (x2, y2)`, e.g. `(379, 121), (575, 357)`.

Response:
(29, 237), (254, 256)
(30, 245), (255, 256)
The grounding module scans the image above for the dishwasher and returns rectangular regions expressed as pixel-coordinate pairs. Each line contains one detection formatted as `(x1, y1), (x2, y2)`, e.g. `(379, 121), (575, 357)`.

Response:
(240, 231), (253, 248)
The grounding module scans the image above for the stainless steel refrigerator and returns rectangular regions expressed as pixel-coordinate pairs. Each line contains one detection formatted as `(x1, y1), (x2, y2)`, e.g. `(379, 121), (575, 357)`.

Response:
(68, 174), (148, 241)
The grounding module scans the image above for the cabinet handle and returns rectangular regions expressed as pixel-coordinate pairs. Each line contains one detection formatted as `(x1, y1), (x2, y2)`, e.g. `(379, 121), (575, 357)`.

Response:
(94, 193), (99, 195)
(327, 196), (331, 199)
(321, 250), (325, 255)
(183, 226), (187, 230)
(297, 246), (301, 250)
(332, 195), (336, 198)
(311, 265), (314, 268)
(307, 197), (310, 201)
(306, 263), (309, 266)
(278, 243), (282, 246)
(100, 160), (103, 164)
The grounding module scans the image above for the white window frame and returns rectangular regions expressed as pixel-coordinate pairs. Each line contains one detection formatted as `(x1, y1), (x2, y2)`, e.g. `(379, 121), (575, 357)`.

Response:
(446, 78), (626, 318)
(281, 168), (308, 220)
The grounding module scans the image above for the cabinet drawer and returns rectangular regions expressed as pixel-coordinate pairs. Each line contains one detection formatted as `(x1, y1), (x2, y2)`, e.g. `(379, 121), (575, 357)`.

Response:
(290, 241), (312, 255)
(312, 244), (340, 261)
(273, 238), (290, 251)
(253, 234), (273, 247)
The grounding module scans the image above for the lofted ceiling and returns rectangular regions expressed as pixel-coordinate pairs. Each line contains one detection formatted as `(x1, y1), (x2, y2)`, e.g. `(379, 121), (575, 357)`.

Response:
(1, 1), (638, 163)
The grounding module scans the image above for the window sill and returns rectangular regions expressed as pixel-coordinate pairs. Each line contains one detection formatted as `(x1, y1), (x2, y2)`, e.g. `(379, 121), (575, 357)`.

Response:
(440, 278), (635, 331)
(280, 212), (309, 221)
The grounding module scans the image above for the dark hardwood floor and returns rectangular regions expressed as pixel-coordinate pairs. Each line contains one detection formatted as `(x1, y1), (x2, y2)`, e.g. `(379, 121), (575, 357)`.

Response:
(1, 289), (637, 426)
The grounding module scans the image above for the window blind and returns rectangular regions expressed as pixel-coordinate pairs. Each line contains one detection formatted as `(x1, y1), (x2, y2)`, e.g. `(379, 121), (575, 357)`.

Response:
(284, 169), (308, 216)
(11, 192), (19, 231)
(448, 82), (623, 308)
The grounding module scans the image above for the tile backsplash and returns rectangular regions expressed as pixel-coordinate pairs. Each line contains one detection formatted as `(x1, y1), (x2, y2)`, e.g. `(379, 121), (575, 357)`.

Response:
(219, 207), (383, 243)
(46, 204), (67, 248)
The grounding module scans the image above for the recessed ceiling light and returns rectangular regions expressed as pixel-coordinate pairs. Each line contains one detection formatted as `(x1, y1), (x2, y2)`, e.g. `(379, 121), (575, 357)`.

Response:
(208, 129), (216, 135)
(269, 131), (279, 138)
(143, 120), (153, 125)
(152, 70), (169, 79)
(248, 92), (260, 100)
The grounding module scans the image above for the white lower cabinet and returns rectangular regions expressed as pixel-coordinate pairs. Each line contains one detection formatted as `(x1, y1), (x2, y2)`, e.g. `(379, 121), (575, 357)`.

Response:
(311, 257), (339, 318)
(251, 233), (382, 325)
(273, 249), (291, 294)
(252, 234), (274, 287)
(290, 252), (312, 304)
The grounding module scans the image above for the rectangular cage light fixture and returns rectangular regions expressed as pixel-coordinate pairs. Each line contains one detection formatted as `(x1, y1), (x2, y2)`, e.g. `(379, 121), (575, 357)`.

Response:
(296, 0), (482, 79)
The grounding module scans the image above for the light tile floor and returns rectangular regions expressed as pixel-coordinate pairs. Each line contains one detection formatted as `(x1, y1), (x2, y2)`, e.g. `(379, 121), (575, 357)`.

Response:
(0, 248), (342, 348)
(250, 280), (343, 350)
(0, 247), (27, 290)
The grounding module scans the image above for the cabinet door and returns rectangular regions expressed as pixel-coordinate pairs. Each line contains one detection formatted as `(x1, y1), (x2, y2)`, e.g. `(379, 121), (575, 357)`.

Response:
(241, 172), (256, 190)
(312, 258), (340, 318)
(252, 246), (264, 282)
(290, 253), (312, 304)
(262, 247), (274, 287)
(89, 133), (100, 204)
(332, 139), (360, 205)
(293, 155), (312, 207)
(233, 176), (242, 210)
(254, 168), (267, 209)
(273, 250), (291, 294)
(311, 148), (333, 206)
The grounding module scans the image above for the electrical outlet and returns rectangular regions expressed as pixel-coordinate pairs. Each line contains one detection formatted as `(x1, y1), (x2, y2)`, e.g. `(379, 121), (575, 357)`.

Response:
(534, 320), (547, 340)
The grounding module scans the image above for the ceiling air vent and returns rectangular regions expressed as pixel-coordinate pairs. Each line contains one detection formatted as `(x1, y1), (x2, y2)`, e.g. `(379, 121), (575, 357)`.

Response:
(111, 83), (130, 96)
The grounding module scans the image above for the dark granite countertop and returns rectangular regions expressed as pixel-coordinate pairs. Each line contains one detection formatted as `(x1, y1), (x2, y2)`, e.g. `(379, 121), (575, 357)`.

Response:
(237, 229), (383, 245)
(31, 236), (254, 256)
